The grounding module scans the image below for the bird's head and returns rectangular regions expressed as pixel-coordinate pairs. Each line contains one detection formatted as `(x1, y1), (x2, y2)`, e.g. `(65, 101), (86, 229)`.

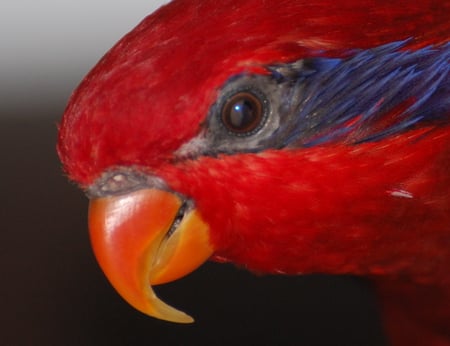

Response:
(57, 0), (449, 323)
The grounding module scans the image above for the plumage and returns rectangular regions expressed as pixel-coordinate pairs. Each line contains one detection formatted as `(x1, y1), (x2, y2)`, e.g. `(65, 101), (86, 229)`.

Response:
(57, 0), (450, 344)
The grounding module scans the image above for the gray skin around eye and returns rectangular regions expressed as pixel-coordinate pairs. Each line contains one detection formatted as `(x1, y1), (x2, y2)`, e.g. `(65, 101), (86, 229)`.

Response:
(176, 74), (297, 159)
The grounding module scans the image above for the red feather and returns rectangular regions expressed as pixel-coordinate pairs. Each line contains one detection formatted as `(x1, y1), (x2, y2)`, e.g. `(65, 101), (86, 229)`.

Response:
(58, 1), (450, 344)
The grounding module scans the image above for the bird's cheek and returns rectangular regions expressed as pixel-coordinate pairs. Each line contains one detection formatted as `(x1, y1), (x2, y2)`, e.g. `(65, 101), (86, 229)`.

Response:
(88, 188), (213, 323)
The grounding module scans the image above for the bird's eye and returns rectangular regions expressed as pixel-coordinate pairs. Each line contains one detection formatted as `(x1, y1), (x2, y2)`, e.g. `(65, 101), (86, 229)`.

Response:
(220, 91), (266, 135)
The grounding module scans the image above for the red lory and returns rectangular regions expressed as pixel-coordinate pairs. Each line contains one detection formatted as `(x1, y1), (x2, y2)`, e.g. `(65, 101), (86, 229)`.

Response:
(57, 0), (450, 345)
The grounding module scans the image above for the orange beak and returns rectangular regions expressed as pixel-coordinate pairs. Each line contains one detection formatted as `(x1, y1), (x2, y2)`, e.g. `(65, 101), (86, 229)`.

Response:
(88, 188), (213, 323)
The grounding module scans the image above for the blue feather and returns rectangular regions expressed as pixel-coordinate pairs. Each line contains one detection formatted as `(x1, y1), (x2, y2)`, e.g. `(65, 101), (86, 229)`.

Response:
(278, 41), (450, 146)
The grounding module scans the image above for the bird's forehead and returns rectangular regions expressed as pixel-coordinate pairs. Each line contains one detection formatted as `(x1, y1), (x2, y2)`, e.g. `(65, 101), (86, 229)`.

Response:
(57, 2), (313, 185)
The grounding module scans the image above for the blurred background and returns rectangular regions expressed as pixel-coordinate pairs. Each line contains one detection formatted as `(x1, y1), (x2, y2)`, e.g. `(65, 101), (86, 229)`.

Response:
(1, 1), (387, 345)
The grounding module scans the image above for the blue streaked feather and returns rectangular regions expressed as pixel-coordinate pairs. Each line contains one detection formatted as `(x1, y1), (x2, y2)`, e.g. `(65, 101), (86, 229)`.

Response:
(276, 40), (449, 147)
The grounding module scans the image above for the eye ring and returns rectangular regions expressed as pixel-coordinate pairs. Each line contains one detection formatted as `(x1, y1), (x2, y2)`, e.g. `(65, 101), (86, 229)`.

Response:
(220, 90), (267, 135)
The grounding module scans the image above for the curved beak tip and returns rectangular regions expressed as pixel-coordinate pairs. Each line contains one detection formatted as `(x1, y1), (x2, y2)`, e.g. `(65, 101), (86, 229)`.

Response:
(87, 188), (213, 323)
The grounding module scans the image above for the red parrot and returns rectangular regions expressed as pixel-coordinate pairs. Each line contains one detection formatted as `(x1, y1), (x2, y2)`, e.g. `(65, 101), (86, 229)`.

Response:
(57, 0), (450, 345)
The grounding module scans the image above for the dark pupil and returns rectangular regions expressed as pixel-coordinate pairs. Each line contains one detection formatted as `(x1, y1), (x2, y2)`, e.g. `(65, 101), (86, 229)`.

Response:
(222, 92), (262, 133)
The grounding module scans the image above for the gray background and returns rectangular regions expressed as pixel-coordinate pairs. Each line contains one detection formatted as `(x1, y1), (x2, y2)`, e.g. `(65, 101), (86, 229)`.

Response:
(1, 0), (168, 115)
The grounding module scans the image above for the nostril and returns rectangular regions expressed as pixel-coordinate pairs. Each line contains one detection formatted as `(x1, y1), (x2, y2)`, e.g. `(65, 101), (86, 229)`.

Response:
(100, 173), (130, 192)
(86, 168), (168, 198)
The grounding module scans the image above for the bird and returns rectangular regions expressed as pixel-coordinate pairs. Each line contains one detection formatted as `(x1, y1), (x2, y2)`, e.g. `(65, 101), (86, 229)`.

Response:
(57, 0), (449, 345)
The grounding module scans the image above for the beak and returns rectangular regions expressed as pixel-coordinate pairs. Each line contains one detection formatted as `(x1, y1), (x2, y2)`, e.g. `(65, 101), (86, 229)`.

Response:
(88, 188), (213, 323)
